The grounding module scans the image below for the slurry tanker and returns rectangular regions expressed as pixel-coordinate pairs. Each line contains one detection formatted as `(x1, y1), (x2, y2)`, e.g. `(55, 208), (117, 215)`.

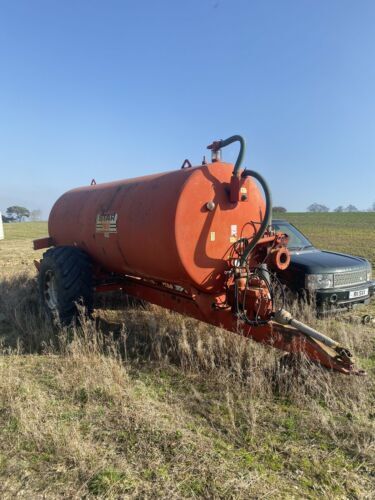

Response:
(34, 136), (363, 374)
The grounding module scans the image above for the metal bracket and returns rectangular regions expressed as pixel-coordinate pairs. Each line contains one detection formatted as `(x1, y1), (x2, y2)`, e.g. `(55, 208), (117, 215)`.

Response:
(180, 159), (192, 169)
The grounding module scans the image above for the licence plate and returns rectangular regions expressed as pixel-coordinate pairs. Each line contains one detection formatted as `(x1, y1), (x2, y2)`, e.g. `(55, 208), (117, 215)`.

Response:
(349, 288), (368, 299)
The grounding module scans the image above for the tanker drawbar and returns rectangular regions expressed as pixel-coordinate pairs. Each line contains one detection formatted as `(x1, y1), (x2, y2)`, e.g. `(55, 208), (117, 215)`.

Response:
(33, 135), (365, 375)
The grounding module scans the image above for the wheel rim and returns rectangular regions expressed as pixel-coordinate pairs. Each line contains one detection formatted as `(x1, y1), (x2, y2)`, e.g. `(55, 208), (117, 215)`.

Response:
(44, 270), (58, 311)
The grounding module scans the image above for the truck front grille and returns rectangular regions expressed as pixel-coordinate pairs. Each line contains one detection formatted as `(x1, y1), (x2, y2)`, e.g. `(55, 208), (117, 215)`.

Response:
(333, 269), (367, 288)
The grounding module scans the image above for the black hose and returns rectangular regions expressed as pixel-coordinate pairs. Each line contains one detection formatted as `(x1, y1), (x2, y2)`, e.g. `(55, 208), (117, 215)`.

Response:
(238, 268), (270, 326)
(214, 136), (274, 325)
(240, 169), (272, 266)
(208, 135), (272, 265)
(235, 267), (285, 326)
(213, 135), (246, 176)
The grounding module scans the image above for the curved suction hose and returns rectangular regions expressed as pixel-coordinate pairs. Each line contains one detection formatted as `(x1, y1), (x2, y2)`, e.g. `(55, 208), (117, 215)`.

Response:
(240, 169), (272, 266)
(207, 135), (272, 265)
(207, 135), (246, 176)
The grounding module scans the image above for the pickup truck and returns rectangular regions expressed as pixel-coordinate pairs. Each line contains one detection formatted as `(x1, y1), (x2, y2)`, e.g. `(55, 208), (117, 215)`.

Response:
(272, 219), (375, 312)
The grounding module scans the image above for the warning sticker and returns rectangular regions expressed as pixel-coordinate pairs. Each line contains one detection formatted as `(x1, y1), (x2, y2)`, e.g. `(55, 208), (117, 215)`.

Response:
(210, 231), (216, 242)
(96, 213), (118, 237)
(230, 224), (238, 243)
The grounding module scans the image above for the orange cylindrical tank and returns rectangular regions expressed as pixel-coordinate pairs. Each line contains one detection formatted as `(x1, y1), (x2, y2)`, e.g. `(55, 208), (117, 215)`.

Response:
(48, 162), (265, 293)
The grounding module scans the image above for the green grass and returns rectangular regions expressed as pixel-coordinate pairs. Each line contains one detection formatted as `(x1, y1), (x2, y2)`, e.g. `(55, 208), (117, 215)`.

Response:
(0, 217), (374, 498)
(274, 212), (375, 267)
(0, 354), (373, 498)
(0, 222), (47, 276)
(3, 221), (48, 241)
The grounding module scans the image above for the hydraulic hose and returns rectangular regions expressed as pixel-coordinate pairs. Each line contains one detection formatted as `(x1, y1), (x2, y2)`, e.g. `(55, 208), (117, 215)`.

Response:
(240, 169), (272, 265)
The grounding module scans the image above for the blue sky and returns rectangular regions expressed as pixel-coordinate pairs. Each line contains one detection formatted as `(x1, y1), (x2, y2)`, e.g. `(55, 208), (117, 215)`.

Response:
(1, 0), (374, 217)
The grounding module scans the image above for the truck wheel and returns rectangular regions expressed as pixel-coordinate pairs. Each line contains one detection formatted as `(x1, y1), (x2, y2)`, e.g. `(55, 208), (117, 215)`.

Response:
(39, 246), (93, 326)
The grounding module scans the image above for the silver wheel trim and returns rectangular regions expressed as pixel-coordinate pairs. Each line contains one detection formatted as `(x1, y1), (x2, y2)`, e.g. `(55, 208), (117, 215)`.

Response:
(44, 270), (58, 311)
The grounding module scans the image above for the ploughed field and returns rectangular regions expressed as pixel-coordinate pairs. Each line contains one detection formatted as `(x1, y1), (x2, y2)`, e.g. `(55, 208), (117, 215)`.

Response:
(0, 216), (374, 498)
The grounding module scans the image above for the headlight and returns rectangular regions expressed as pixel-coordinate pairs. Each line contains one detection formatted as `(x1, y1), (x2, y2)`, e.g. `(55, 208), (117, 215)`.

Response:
(367, 268), (372, 281)
(305, 274), (334, 290)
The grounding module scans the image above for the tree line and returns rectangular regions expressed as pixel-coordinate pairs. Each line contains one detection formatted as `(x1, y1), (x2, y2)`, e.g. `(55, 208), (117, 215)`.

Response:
(306, 202), (375, 212)
(274, 202), (375, 213)
(1, 206), (42, 222)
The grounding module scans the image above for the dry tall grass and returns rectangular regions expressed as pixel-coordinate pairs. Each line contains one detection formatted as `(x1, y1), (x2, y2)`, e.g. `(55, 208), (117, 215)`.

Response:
(0, 271), (374, 498)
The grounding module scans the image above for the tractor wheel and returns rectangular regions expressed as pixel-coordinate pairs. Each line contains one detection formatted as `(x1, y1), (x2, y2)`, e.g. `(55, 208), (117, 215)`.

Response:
(39, 246), (93, 326)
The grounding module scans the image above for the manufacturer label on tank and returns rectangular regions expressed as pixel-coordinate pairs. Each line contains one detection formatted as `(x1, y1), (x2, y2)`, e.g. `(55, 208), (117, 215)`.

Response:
(96, 213), (118, 237)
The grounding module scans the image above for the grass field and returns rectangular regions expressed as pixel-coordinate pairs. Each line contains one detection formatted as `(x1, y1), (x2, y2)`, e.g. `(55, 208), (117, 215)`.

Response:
(276, 212), (375, 268)
(0, 218), (374, 498)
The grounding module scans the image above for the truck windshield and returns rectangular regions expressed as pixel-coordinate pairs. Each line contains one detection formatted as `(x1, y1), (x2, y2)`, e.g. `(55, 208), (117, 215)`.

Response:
(272, 222), (313, 250)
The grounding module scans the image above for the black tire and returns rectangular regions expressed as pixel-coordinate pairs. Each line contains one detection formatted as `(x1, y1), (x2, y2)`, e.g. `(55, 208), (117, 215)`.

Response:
(39, 246), (93, 326)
